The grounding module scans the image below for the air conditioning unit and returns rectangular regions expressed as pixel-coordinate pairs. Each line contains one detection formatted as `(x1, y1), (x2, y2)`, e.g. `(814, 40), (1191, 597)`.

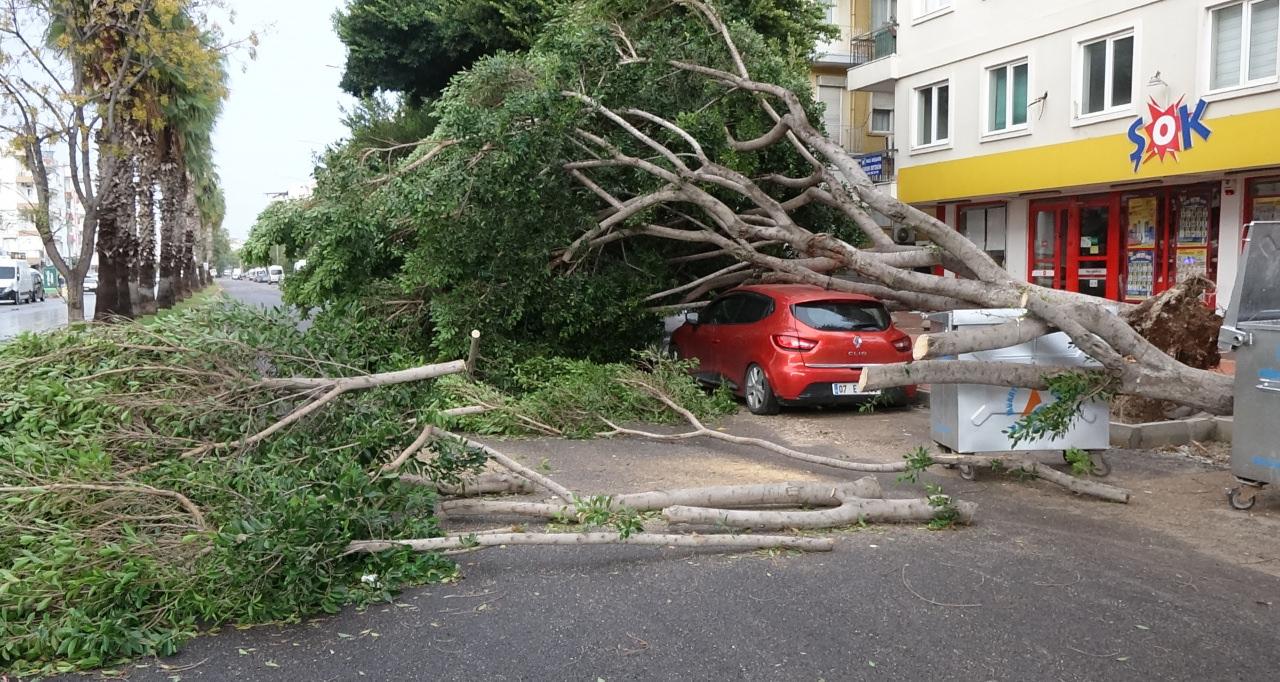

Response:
(892, 226), (916, 244)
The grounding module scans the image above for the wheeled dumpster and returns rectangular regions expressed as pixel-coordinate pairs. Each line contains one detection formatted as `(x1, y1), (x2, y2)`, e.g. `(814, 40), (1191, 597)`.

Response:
(928, 308), (1112, 478)
(1218, 221), (1280, 510)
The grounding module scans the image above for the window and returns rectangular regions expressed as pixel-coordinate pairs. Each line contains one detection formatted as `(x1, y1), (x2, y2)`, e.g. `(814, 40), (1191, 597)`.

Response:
(871, 0), (894, 28)
(822, 0), (837, 24)
(793, 301), (891, 332)
(704, 293), (773, 325)
(987, 61), (1028, 133)
(1211, 0), (1279, 90)
(917, 0), (951, 18)
(870, 92), (894, 134)
(915, 81), (949, 147)
(818, 85), (845, 143)
(1080, 32), (1134, 115)
(960, 205), (1008, 268)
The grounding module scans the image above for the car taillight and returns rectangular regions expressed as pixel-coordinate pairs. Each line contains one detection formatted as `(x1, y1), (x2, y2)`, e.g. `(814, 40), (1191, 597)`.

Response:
(773, 334), (818, 351)
(892, 337), (912, 352)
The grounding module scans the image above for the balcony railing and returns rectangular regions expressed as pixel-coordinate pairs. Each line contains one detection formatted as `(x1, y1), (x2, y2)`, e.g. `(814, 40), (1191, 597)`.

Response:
(856, 150), (895, 184)
(850, 25), (897, 66)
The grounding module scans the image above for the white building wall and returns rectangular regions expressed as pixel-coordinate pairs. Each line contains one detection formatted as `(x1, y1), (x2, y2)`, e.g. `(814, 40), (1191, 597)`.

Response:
(889, 0), (1280, 172)
(1216, 180), (1245, 312)
(1004, 198), (1030, 279)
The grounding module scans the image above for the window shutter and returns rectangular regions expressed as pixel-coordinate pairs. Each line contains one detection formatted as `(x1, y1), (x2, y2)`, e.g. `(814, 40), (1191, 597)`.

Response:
(1214, 4), (1244, 89)
(1249, 0), (1279, 81)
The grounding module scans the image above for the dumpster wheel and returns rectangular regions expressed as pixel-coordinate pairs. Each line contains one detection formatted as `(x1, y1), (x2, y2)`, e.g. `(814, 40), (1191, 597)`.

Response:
(958, 464), (977, 481)
(1227, 486), (1258, 511)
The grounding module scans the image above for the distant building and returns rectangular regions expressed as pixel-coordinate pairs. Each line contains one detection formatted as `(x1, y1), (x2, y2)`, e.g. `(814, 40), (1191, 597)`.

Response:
(0, 153), (85, 267)
(811, 1), (895, 182)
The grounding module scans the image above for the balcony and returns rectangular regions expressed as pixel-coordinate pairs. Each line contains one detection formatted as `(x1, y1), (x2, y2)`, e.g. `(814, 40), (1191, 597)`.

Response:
(850, 26), (896, 65)
(821, 126), (895, 183)
(847, 25), (899, 93)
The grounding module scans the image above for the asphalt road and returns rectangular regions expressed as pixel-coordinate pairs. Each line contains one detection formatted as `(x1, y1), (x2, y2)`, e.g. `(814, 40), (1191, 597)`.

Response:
(30, 283), (1280, 680)
(220, 277), (285, 310)
(0, 293), (95, 342)
(84, 435), (1280, 681)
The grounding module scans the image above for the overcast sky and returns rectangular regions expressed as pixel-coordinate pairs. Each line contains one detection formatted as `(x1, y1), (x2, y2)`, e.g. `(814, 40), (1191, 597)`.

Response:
(213, 0), (354, 241)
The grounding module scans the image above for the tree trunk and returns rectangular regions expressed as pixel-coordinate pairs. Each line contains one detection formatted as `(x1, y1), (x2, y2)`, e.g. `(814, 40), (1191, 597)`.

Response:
(156, 131), (183, 310)
(136, 139), (159, 315)
(94, 132), (135, 321)
(65, 278), (86, 322)
(177, 175), (198, 300)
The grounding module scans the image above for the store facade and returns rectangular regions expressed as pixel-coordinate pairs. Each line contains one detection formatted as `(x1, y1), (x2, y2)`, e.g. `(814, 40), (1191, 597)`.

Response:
(897, 99), (1280, 312)
(869, 0), (1280, 312)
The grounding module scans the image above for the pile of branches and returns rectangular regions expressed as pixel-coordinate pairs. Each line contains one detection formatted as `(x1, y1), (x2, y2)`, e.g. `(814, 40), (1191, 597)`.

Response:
(0, 304), (473, 674)
(1, 298), (1136, 674)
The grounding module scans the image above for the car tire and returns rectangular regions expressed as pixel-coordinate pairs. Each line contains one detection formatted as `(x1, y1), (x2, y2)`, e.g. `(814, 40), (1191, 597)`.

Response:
(744, 363), (781, 415)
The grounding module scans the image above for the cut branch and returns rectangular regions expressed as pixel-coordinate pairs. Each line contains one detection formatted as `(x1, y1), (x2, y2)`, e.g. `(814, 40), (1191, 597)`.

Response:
(345, 531), (834, 554)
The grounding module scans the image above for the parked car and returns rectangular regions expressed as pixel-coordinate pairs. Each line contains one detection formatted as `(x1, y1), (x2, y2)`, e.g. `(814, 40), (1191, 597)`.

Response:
(29, 272), (45, 302)
(268, 265), (284, 284)
(231, 267), (243, 280)
(669, 284), (916, 415)
(83, 275), (98, 293)
(253, 268), (269, 283)
(0, 258), (37, 305)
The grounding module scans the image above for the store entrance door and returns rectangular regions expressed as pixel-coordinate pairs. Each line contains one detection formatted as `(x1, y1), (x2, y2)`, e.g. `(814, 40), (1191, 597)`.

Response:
(1030, 203), (1070, 291)
(1029, 197), (1121, 300)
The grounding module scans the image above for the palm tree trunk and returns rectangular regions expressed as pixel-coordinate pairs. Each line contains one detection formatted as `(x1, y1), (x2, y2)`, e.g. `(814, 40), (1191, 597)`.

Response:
(178, 171), (199, 299)
(136, 139), (159, 315)
(156, 130), (183, 309)
(122, 153), (141, 315)
(94, 134), (133, 320)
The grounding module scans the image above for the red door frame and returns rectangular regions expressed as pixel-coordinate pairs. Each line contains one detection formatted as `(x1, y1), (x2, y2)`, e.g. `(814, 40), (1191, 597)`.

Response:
(1027, 195), (1122, 300)
(1027, 200), (1073, 291)
(1244, 175), (1280, 247)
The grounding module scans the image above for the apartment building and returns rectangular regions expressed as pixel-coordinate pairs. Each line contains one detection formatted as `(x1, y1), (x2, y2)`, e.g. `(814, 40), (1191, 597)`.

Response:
(812, 1), (895, 181)
(0, 153), (84, 268)
(844, 0), (1280, 309)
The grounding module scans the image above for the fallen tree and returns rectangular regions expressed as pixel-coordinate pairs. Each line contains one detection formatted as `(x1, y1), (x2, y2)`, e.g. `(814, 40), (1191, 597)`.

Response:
(542, 0), (1230, 416)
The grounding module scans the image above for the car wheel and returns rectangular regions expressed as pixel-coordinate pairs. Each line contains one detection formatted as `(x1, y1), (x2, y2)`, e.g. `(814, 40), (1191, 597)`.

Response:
(744, 363), (781, 415)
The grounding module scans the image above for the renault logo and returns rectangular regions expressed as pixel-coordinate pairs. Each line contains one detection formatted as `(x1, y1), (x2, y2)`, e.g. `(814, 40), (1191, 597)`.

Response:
(852, 336), (864, 349)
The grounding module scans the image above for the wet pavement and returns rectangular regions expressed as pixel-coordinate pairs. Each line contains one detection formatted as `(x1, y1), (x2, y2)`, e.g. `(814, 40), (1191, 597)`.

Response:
(0, 293), (96, 342)
(220, 278), (285, 310)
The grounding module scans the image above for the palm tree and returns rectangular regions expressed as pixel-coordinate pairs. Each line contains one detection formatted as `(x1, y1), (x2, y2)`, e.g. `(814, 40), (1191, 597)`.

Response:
(151, 14), (226, 307)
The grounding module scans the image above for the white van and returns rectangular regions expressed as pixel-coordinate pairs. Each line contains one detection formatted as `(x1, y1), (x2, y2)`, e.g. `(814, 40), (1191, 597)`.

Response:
(268, 265), (284, 284)
(0, 258), (37, 305)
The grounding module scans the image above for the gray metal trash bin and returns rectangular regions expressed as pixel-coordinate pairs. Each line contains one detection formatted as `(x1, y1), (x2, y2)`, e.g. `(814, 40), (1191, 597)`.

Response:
(929, 309), (1111, 477)
(1218, 221), (1280, 510)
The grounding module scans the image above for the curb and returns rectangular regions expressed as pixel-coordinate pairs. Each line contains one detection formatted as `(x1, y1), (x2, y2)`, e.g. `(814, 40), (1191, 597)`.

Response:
(1110, 416), (1232, 448)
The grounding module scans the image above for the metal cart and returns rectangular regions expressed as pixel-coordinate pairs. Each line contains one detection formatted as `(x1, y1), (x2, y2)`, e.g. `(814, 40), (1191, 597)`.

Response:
(1218, 221), (1280, 510)
(929, 309), (1112, 480)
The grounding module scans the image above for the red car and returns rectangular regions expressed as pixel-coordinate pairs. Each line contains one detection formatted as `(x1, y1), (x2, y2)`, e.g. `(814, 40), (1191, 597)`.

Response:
(670, 284), (916, 414)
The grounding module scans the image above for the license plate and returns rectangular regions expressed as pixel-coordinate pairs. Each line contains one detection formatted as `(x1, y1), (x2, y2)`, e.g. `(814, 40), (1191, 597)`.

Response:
(832, 383), (879, 396)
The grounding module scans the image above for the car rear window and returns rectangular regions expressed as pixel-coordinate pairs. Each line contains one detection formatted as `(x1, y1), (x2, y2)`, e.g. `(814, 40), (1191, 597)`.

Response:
(0, 266), (14, 279)
(793, 300), (890, 332)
